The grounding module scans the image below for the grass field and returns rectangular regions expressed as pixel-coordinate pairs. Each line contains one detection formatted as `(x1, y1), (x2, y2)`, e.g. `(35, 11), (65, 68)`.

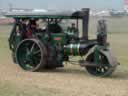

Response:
(0, 17), (128, 96)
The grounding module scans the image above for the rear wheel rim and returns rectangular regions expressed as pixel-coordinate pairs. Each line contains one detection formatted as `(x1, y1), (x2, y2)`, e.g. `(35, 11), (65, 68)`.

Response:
(16, 39), (43, 71)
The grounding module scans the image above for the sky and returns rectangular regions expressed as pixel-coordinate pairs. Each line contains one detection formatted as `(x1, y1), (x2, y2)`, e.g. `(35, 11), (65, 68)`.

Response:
(0, 0), (124, 10)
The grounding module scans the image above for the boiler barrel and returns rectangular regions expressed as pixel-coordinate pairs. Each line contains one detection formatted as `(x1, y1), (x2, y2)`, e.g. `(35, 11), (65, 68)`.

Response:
(64, 43), (91, 56)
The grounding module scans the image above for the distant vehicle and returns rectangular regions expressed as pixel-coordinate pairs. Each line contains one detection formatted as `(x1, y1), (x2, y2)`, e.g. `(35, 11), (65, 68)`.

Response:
(96, 10), (110, 17)
(110, 10), (125, 17)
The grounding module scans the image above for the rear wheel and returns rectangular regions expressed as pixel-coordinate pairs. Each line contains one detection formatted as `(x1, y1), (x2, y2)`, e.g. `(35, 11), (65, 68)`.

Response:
(86, 52), (116, 77)
(16, 39), (47, 72)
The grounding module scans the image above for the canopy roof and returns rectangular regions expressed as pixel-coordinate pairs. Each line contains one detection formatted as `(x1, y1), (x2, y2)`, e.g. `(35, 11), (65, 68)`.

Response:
(5, 10), (89, 19)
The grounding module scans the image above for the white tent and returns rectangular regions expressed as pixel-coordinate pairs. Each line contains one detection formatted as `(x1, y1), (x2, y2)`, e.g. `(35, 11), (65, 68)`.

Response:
(32, 9), (47, 12)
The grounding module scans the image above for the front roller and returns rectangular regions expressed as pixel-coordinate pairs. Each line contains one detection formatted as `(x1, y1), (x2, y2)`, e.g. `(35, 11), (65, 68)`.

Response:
(85, 47), (118, 77)
(16, 39), (47, 72)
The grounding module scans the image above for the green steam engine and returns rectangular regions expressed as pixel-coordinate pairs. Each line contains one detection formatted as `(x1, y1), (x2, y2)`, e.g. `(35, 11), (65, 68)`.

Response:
(5, 8), (118, 77)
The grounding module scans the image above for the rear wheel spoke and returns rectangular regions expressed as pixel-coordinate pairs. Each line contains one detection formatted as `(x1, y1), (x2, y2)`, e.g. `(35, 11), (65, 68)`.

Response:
(33, 50), (41, 55)
(31, 43), (36, 52)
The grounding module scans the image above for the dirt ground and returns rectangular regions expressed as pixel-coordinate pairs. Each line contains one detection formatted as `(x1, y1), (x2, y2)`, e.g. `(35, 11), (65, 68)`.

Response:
(0, 17), (128, 96)
(0, 56), (128, 96)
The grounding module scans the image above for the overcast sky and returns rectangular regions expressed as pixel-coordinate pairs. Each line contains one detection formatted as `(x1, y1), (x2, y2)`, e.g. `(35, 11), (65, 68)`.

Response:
(0, 0), (124, 10)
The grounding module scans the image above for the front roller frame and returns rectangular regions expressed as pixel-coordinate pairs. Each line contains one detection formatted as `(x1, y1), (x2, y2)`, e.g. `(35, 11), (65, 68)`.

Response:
(16, 39), (47, 72)
(85, 46), (118, 77)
